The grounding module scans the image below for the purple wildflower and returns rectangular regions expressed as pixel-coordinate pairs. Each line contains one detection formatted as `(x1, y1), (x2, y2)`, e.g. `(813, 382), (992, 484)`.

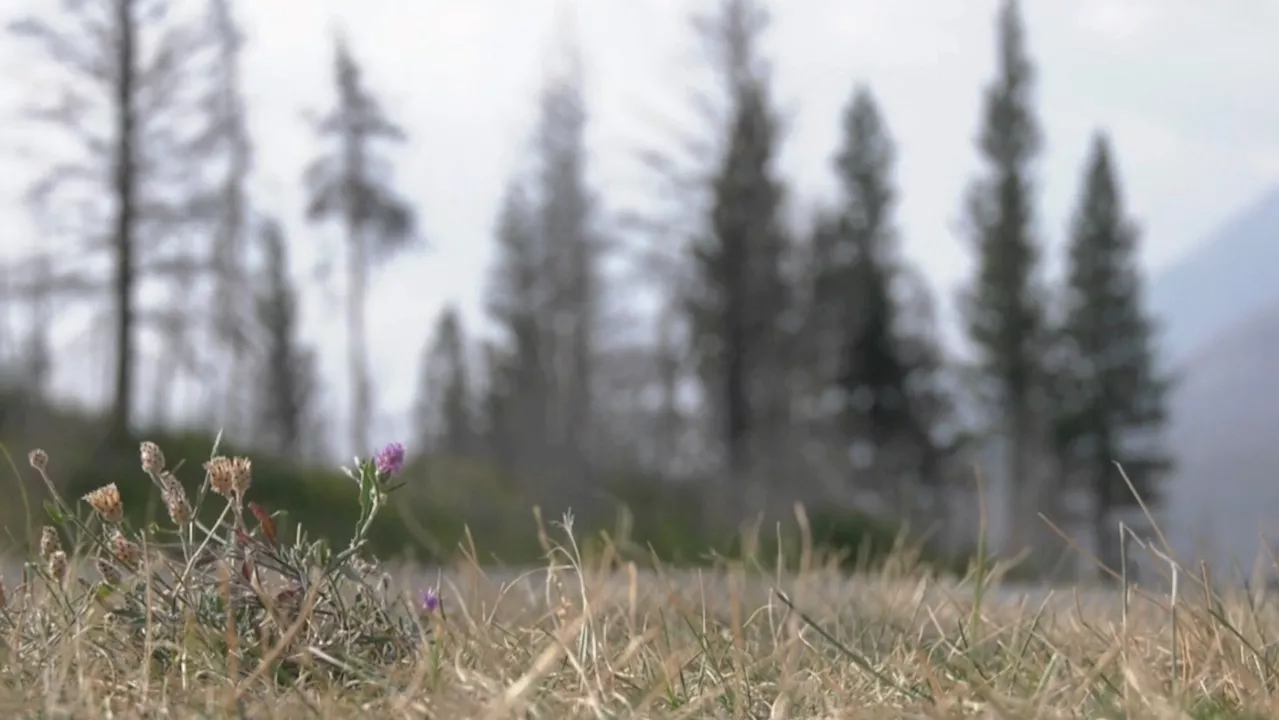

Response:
(374, 442), (405, 477)
(419, 587), (441, 613)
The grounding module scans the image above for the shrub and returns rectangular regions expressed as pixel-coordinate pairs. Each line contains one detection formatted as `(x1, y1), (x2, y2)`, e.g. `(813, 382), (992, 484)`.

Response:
(45, 431), (421, 562)
(579, 474), (968, 574)
(6, 439), (438, 689)
(810, 509), (972, 575)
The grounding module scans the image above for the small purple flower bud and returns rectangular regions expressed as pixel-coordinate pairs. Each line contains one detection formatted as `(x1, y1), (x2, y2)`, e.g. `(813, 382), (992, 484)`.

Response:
(374, 442), (405, 477)
(419, 587), (441, 613)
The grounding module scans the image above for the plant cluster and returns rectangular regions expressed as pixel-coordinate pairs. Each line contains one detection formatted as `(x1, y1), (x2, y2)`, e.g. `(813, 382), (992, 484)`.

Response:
(0, 438), (440, 696)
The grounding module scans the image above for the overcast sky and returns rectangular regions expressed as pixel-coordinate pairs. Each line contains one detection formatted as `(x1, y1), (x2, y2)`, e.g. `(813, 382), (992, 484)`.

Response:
(1, 0), (1276, 451)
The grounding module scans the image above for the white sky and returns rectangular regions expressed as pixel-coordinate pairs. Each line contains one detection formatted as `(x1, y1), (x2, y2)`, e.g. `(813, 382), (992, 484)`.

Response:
(0, 0), (1276, 454)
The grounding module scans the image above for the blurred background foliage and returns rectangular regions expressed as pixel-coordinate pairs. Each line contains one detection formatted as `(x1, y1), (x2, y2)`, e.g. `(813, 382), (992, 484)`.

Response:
(0, 387), (968, 573)
(0, 0), (1273, 587)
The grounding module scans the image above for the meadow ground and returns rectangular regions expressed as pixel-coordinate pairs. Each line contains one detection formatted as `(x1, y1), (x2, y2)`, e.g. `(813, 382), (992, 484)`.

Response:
(2, 537), (1275, 718)
(0, 441), (1275, 718)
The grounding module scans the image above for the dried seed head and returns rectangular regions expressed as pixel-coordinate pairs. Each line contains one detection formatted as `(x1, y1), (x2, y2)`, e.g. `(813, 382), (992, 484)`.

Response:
(83, 483), (124, 524)
(139, 441), (166, 475)
(48, 551), (67, 584)
(28, 448), (48, 472)
(96, 557), (122, 586)
(204, 456), (235, 497)
(110, 531), (141, 570)
(39, 526), (61, 560)
(164, 491), (193, 526)
(160, 472), (192, 526)
(230, 456), (252, 494)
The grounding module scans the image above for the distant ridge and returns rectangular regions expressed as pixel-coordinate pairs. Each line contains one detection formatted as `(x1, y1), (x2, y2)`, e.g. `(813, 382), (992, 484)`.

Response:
(1161, 304), (1279, 575)
(1148, 185), (1279, 578)
(1147, 185), (1279, 365)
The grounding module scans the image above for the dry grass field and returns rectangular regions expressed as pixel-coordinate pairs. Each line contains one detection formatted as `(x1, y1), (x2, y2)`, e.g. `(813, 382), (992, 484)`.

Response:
(0, 440), (1275, 718)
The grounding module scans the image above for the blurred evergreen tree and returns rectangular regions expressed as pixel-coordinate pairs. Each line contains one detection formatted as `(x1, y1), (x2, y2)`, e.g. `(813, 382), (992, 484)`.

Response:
(958, 0), (1057, 563)
(1055, 131), (1173, 579)
(810, 85), (955, 516)
(688, 9), (793, 521)
(415, 305), (478, 458)
(304, 33), (419, 457)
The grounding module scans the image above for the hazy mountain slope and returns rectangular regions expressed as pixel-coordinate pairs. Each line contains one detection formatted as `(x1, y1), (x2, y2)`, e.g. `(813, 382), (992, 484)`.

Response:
(1144, 185), (1278, 578)
(1160, 305), (1278, 575)
(1147, 186), (1279, 364)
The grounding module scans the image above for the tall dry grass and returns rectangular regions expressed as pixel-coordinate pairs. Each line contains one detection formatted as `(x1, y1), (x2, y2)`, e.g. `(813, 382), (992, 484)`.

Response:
(0, 439), (1274, 718)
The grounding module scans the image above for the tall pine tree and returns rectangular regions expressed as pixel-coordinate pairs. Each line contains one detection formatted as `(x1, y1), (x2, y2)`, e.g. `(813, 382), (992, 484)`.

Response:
(532, 38), (602, 480)
(304, 34), (418, 458)
(205, 0), (257, 439)
(812, 85), (950, 515)
(1056, 131), (1171, 579)
(414, 305), (477, 457)
(687, 0), (792, 522)
(254, 218), (317, 458)
(959, 0), (1056, 563)
(483, 180), (550, 475)
(10, 0), (226, 439)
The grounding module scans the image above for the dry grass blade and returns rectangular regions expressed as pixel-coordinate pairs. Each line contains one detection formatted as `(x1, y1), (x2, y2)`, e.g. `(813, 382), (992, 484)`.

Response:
(772, 587), (934, 705)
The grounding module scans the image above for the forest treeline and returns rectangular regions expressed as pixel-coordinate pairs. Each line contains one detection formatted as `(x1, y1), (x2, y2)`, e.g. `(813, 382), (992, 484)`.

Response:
(0, 0), (1171, 577)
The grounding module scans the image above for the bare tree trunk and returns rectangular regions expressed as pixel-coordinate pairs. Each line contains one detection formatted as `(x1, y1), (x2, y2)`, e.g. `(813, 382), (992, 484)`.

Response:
(110, 0), (138, 442)
(25, 253), (53, 394)
(346, 223), (371, 456)
(655, 304), (681, 474)
(1093, 496), (1114, 581)
(1093, 470), (1124, 582)
(151, 355), (174, 427)
(211, 0), (252, 439)
(0, 266), (12, 362)
(1007, 409), (1067, 576)
(568, 286), (591, 480)
(1006, 410), (1034, 562)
